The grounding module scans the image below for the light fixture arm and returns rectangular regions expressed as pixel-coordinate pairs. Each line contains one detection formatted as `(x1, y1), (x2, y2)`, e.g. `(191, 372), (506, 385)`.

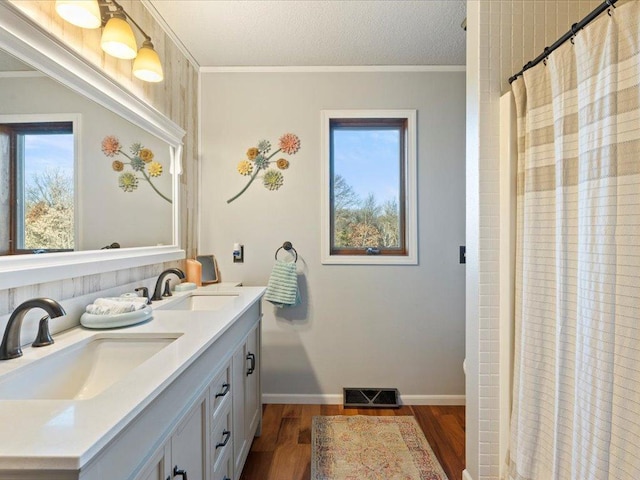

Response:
(101, 0), (151, 42)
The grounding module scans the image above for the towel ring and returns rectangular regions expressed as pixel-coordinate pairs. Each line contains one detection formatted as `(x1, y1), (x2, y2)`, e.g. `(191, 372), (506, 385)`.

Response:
(275, 241), (297, 262)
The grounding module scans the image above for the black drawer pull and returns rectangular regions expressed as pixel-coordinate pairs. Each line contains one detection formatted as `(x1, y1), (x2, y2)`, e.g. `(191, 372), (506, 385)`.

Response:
(246, 352), (256, 376)
(215, 383), (230, 398)
(215, 430), (231, 449)
(173, 465), (188, 480)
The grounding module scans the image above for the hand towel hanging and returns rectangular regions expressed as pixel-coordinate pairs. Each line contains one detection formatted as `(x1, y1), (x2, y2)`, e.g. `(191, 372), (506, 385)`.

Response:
(264, 260), (300, 308)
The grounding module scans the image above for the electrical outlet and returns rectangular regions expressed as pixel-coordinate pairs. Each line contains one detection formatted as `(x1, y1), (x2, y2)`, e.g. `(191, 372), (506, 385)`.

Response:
(233, 245), (244, 263)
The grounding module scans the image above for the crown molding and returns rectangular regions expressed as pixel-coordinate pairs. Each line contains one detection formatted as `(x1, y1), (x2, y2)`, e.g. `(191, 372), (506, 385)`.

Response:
(200, 65), (466, 73)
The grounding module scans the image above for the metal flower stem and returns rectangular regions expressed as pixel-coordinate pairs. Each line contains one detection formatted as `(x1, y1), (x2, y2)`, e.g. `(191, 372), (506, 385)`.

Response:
(140, 169), (171, 203)
(120, 151), (171, 204)
(227, 149), (281, 204)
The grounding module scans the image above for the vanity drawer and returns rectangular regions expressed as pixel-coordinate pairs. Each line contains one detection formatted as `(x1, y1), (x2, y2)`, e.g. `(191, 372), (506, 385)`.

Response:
(213, 445), (234, 480)
(210, 361), (231, 419)
(211, 400), (233, 470)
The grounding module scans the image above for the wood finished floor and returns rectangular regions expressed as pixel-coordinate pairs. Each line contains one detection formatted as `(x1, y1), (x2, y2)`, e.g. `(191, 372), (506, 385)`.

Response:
(240, 404), (465, 480)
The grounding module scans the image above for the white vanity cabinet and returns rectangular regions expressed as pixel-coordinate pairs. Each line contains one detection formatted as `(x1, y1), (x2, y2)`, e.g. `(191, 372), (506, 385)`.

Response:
(81, 298), (261, 480)
(232, 322), (262, 479)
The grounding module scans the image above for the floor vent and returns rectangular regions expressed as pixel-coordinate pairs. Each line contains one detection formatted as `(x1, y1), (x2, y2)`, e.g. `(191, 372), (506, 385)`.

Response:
(343, 387), (400, 408)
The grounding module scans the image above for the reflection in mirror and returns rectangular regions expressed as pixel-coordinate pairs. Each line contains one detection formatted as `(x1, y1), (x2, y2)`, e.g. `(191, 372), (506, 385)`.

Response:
(0, 120), (74, 254)
(0, 48), (173, 255)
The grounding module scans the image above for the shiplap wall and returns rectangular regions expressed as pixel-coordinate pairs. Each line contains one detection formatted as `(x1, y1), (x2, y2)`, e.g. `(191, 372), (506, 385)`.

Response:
(0, 2), (197, 324)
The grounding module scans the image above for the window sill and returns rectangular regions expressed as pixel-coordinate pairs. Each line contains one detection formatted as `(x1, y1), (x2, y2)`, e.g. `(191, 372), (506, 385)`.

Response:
(321, 253), (417, 265)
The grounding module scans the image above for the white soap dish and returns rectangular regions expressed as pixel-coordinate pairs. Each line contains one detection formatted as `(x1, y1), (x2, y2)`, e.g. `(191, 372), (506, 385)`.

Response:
(174, 282), (197, 292)
(80, 305), (153, 329)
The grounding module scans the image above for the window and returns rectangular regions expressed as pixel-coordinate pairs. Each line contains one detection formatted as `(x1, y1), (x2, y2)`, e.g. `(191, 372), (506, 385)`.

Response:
(0, 121), (75, 255)
(321, 110), (417, 265)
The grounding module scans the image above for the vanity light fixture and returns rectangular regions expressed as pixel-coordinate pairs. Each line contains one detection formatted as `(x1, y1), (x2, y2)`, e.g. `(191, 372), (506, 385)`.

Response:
(55, 0), (163, 82)
(101, 11), (137, 59)
(133, 39), (163, 82)
(55, 0), (102, 29)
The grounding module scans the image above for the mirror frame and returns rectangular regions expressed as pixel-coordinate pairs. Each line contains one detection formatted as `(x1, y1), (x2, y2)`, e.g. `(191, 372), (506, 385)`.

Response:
(0, 2), (185, 289)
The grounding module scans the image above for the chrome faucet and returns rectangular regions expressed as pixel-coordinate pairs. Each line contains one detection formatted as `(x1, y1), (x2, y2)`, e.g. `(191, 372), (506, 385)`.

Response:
(0, 298), (66, 360)
(151, 268), (185, 301)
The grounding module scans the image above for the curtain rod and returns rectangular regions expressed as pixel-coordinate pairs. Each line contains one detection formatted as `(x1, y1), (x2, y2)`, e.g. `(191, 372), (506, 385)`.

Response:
(508, 0), (619, 84)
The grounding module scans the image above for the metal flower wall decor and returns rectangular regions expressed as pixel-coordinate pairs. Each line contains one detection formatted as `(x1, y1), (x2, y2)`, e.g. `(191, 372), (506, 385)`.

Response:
(101, 135), (171, 204)
(227, 133), (301, 203)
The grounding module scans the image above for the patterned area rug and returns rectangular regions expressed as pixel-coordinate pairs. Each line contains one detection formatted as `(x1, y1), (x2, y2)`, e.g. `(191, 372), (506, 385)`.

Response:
(311, 415), (449, 480)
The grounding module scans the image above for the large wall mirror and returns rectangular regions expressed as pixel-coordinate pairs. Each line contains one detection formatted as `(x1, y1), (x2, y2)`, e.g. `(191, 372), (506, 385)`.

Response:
(0, 2), (185, 289)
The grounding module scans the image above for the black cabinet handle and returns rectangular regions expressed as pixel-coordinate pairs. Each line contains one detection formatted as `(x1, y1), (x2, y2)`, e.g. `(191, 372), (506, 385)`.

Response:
(215, 383), (230, 398)
(173, 465), (188, 480)
(246, 352), (256, 376)
(215, 430), (231, 449)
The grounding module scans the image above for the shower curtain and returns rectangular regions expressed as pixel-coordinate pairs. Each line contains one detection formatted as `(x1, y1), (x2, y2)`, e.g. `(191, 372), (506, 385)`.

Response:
(509, 2), (640, 479)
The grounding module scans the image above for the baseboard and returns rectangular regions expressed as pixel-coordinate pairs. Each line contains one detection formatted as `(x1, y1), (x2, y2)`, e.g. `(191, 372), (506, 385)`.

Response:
(262, 393), (465, 406)
(462, 469), (473, 480)
(400, 395), (465, 406)
(263, 394), (343, 404)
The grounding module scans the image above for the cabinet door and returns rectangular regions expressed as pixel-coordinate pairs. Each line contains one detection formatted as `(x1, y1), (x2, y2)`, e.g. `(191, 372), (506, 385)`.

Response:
(245, 323), (261, 439)
(171, 396), (207, 480)
(135, 443), (170, 480)
(232, 321), (262, 479)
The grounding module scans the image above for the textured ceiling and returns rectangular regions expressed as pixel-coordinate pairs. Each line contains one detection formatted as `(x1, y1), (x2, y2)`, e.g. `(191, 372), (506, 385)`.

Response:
(147, 0), (467, 68)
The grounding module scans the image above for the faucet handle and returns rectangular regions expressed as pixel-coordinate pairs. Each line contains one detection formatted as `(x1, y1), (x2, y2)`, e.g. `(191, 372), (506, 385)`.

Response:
(32, 315), (54, 348)
(135, 287), (151, 304)
(162, 279), (173, 297)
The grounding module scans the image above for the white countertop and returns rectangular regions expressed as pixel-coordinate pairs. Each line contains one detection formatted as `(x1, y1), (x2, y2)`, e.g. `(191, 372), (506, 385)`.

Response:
(0, 285), (265, 471)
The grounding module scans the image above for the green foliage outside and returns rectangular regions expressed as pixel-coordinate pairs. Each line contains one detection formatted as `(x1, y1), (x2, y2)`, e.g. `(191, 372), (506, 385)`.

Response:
(333, 174), (400, 249)
(24, 168), (74, 250)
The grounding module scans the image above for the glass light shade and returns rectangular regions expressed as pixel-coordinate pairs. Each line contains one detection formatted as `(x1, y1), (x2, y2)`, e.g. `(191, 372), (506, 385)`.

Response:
(55, 0), (101, 29)
(133, 41), (164, 82)
(101, 16), (137, 59)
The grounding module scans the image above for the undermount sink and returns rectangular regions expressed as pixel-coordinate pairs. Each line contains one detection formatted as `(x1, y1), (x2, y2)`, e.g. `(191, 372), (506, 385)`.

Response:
(160, 294), (239, 312)
(0, 334), (180, 401)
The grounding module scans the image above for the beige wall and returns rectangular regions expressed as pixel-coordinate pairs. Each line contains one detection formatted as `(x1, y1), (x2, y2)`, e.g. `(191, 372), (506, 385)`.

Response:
(200, 70), (466, 402)
(466, 1), (603, 479)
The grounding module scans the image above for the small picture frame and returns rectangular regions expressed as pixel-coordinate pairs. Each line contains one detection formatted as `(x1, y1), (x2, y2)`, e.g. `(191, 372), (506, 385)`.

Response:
(196, 255), (220, 284)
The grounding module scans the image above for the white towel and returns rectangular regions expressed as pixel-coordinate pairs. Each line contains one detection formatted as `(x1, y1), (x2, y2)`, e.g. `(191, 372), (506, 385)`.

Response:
(86, 297), (147, 315)
(264, 260), (300, 308)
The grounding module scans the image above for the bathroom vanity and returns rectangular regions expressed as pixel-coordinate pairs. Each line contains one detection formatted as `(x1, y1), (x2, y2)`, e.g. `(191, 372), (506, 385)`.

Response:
(0, 286), (264, 480)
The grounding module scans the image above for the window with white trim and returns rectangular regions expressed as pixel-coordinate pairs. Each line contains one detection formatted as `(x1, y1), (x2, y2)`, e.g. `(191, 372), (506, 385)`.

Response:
(321, 110), (417, 265)
(0, 121), (74, 254)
